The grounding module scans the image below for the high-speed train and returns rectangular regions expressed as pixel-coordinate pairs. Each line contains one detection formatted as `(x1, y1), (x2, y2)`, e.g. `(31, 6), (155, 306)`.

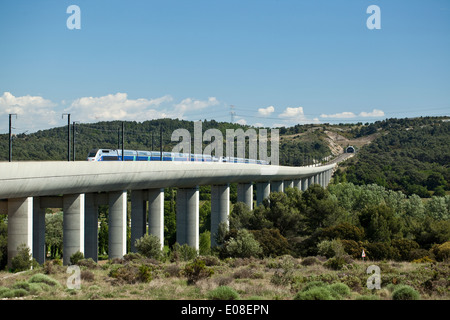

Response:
(87, 148), (269, 165)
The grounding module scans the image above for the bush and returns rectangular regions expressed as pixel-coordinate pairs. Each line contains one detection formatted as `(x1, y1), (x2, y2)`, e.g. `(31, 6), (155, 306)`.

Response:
(294, 286), (335, 300)
(184, 258), (214, 284)
(340, 240), (363, 259)
(109, 264), (152, 284)
(199, 231), (211, 256)
(317, 239), (345, 259)
(138, 264), (153, 283)
(324, 257), (347, 270)
(11, 244), (36, 272)
(223, 229), (263, 259)
(301, 256), (321, 266)
(391, 239), (420, 261)
(320, 223), (365, 242)
(77, 258), (98, 269)
(328, 283), (351, 298)
(251, 228), (291, 257)
(134, 234), (163, 260)
(170, 243), (198, 262)
(364, 242), (397, 261)
(1, 288), (28, 298)
(392, 285), (420, 300)
(431, 242), (450, 261)
(28, 273), (61, 287)
(70, 251), (84, 265)
(81, 270), (95, 282)
(208, 286), (240, 300)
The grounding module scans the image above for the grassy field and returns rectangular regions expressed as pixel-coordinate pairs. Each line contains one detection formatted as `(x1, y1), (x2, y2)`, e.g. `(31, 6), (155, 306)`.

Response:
(0, 255), (449, 301)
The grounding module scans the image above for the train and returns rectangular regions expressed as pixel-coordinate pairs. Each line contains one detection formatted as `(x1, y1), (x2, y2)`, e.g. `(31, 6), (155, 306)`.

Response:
(87, 148), (269, 165)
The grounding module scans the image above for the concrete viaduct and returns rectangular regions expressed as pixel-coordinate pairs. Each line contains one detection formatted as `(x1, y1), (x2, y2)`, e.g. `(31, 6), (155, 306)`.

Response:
(0, 161), (335, 266)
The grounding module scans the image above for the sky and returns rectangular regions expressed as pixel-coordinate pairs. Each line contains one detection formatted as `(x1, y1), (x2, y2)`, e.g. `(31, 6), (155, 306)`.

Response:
(0, 0), (449, 133)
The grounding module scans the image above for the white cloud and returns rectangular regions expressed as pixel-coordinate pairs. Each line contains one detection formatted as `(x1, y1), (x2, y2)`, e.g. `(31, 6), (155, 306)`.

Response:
(174, 97), (219, 118)
(67, 92), (174, 121)
(359, 109), (385, 117)
(320, 111), (357, 119)
(0, 92), (58, 132)
(320, 108), (385, 119)
(258, 106), (275, 116)
(236, 118), (247, 125)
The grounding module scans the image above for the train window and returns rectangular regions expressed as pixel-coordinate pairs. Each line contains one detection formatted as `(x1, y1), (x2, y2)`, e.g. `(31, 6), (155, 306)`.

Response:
(102, 150), (110, 153)
(88, 150), (98, 157)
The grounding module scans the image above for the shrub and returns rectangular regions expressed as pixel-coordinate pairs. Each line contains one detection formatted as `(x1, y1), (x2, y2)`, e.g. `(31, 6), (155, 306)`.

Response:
(300, 281), (327, 292)
(11, 244), (35, 272)
(317, 239), (345, 259)
(223, 229), (263, 259)
(251, 228), (291, 257)
(392, 285), (421, 300)
(431, 242), (450, 261)
(328, 283), (351, 298)
(170, 243), (198, 262)
(409, 249), (432, 262)
(81, 270), (95, 282)
(138, 264), (153, 283)
(77, 258), (98, 269)
(1, 288), (28, 298)
(199, 231), (211, 256)
(70, 251), (84, 265)
(340, 240), (363, 259)
(134, 234), (163, 260)
(184, 258), (214, 284)
(294, 286), (335, 300)
(320, 223), (364, 242)
(270, 256), (296, 287)
(164, 264), (182, 277)
(208, 286), (240, 300)
(301, 256), (321, 266)
(28, 273), (61, 287)
(364, 242), (397, 261)
(391, 239), (420, 261)
(109, 263), (154, 284)
(324, 257), (346, 270)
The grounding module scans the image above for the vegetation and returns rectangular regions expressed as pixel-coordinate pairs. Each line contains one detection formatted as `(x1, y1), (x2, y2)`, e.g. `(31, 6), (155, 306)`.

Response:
(335, 117), (449, 197)
(0, 116), (449, 300)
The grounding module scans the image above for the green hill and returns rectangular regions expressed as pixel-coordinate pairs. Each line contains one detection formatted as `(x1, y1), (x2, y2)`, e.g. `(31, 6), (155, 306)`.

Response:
(0, 118), (330, 165)
(334, 117), (450, 197)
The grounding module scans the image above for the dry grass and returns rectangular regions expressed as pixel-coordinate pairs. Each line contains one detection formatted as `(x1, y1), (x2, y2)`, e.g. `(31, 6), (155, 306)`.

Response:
(0, 257), (448, 300)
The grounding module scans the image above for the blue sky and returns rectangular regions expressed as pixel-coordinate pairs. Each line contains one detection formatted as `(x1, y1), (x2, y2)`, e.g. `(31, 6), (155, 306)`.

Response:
(0, 0), (449, 133)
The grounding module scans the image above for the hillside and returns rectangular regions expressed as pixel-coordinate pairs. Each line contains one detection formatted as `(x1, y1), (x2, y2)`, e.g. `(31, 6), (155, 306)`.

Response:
(0, 119), (330, 166)
(333, 117), (450, 197)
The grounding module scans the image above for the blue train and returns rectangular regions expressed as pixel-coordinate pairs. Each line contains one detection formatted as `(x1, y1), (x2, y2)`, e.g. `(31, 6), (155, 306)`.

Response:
(87, 148), (269, 165)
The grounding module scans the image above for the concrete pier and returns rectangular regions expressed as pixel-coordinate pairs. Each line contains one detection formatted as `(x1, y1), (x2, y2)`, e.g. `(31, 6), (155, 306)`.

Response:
(256, 181), (270, 206)
(7, 197), (33, 268)
(148, 188), (164, 249)
(108, 191), (127, 260)
(285, 180), (294, 189)
(130, 190), (146, 253)
(237, 183), (253, 210)
(176, 187), (199, 251)
(211, 184), (230, 246)
(84, 193), (99, 261)
(271, 180), (284, 193)
(63, 194), (85, 265)
(32, 197), (46, 264)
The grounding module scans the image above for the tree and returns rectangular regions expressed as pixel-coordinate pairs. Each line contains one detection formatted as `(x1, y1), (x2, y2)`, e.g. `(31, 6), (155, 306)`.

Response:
(45, 212), (63, 259)
(359, 204), (403, 242)
(222, 229), (262, 258)
(134, 234), (163, 260)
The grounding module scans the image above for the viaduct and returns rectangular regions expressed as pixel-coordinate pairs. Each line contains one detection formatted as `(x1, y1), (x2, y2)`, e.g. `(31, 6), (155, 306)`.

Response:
(0, 161), (335, 266)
